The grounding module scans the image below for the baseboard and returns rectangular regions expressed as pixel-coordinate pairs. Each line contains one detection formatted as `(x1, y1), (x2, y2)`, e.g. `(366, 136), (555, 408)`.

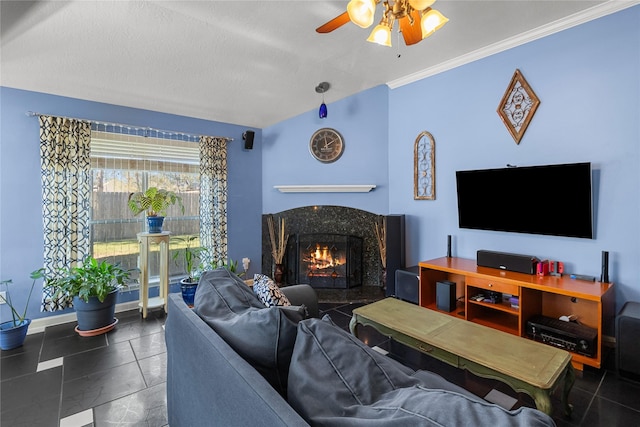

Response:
(27, 300), (141, 335)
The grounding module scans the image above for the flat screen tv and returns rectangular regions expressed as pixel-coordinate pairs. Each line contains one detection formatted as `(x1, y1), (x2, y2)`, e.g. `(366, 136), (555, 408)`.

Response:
(456, 162), (593, 239)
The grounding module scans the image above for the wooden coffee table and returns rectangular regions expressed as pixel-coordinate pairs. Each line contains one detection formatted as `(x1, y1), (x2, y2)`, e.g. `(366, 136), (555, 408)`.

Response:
(350, 298), (574, 416)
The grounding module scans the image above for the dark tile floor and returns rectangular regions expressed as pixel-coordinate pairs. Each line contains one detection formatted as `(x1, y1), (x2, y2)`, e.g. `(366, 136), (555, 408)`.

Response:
(2, 299), (640, 426)
(1, 309), (168, 427)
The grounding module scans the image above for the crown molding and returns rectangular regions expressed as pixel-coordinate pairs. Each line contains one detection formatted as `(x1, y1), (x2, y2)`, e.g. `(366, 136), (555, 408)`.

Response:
(388, 1), (640, 89)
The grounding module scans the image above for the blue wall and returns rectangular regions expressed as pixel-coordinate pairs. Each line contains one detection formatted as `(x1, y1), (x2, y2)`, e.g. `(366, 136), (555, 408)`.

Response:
(0, 88), (263, 321)
(263, 6), (640, 308)
(388, 6), (640, 307)
(262, 85), (390, 214)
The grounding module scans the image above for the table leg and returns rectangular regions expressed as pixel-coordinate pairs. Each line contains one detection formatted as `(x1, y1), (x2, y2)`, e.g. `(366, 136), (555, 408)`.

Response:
(562, 363), (576, 417)
(531, 388), (553, 416)
(349, 315), (359, 337)
(139, 237), (149, 319)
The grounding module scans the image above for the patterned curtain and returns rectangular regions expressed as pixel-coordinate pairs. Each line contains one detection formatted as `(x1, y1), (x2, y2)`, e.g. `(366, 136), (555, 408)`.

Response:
(199, 136), (228, 266)
(39, 116), (92, 311)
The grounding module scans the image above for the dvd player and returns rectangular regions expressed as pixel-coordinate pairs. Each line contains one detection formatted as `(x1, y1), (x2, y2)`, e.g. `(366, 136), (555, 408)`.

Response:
(526, 315), (597, 357)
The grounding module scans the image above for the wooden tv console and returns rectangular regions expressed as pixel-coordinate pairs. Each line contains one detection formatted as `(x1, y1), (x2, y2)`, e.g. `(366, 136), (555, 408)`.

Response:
(418, 257), (615, 370)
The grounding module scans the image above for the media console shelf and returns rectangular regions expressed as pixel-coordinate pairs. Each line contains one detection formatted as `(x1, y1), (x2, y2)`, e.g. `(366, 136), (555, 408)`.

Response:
(419, 257), (615, 370)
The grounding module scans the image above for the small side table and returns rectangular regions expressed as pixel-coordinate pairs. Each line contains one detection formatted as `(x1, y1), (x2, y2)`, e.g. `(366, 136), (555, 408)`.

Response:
(137, 231), (171, 319)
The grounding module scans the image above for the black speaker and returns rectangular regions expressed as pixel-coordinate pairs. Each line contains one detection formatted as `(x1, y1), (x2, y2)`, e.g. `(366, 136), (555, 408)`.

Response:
(384, 215), (405, 297)
(436, 280), (456, 312)
(446, 235), (452, 258)
(243, 130), (255, 149)
(601, 250), (609, 283)
(395, 266), (419, 304)
(477, 250), (538, 275)
(617, 301), (640, 382)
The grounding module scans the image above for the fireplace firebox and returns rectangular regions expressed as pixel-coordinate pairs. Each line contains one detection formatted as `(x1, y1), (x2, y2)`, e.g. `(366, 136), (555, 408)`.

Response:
(286, 233), (363, 289)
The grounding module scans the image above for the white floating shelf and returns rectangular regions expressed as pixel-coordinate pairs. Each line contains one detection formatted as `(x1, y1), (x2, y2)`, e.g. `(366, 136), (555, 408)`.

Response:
(274, 185), (376, 193)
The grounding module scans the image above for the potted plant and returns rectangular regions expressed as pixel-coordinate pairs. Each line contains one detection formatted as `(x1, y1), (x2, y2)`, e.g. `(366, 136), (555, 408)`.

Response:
(172, 235), (206, 307)
(0, 269), (45, 350)
(46, 257), (133, 335)
(128, 187), (184, 233)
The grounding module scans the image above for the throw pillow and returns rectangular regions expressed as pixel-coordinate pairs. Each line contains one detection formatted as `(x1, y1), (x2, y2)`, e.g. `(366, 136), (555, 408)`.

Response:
(253, 273), (291, 307)
(194, 268), (305, 396)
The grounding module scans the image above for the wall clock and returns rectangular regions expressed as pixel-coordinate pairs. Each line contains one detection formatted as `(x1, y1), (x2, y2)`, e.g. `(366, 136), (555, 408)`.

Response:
(309, 128), (344, 163)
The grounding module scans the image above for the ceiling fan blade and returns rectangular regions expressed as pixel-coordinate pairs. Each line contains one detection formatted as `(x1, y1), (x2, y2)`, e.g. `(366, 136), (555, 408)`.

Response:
(316, 11), (351, 33)
(399, 9), (423, 45)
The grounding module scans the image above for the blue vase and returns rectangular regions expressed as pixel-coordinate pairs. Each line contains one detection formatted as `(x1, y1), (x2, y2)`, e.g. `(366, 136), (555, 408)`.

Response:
(180, 279), (198, 308)
(0, 319), (31, 350)
(147, 216), (165, 233)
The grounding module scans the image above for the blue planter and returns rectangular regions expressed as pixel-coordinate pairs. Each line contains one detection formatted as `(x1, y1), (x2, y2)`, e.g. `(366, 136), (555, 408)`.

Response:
(180, 279), (198, 308)
(147, 216), (165, 233)
(73, 289), (118, 332)
(0, 319), (31, 350)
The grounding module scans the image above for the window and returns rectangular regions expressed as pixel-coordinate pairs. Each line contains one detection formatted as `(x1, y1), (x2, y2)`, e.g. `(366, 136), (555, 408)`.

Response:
(90, 128), (200, 285)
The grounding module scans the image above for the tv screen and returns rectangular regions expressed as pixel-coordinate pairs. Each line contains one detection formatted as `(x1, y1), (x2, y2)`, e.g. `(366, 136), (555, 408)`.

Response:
(456, 162), (593, 239)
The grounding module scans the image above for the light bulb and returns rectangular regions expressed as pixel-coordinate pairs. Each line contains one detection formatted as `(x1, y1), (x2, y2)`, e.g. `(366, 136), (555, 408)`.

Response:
(347, 0), (376, 28)
(421, 8), (449, 38)
(367, 24), (392, 47)
(408, 0), (435, 10)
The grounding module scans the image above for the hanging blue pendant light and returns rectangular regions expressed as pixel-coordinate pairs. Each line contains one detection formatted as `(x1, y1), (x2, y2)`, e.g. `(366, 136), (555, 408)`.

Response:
(315, 82), (330, 119)
(319, 102), (328, 118)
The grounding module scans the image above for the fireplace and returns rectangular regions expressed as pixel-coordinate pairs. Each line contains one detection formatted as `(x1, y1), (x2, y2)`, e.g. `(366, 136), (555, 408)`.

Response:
(286, 233), (363, 289)
(261, 206), (405, 298)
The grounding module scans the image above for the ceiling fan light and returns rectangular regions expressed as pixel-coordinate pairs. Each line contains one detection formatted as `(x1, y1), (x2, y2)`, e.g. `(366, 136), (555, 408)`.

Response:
(367, 24), (392, 47)
(408, 0), (436, 11)
(347, 0), (376, 28)
(421, 8), (448, 38)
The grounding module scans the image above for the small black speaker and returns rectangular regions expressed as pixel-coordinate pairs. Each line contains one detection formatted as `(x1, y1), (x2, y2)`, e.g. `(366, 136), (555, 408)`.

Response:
(436, 280), (456, 312)
(617, 301), (640, 382)
(601, 250), (609, 283)
(243, 130), (255, 149)
(395, 267), (419, 305)
(446, 235), (452, 258)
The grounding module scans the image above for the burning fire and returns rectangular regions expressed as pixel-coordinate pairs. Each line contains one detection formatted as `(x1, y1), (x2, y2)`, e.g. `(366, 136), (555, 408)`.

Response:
(303, 244), (345, 276)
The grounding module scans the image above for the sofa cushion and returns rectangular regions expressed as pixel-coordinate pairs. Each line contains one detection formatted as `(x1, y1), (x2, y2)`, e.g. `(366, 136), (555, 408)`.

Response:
(287, 316), (421, 412)
(288, 316), (555, 426)
(253, 273), (291, 307)
(194, 268), (306, 396)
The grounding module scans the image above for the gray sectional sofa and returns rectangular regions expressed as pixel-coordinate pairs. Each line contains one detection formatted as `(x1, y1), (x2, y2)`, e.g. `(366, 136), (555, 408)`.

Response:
(165, 268), (556, 426)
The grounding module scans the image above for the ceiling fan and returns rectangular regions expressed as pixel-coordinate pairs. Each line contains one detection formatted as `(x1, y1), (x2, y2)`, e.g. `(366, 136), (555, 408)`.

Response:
(316, 0), (448, 47)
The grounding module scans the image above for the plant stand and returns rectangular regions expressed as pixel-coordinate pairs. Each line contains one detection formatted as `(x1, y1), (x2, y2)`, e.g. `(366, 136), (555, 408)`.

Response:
(137, 231), (171, 319)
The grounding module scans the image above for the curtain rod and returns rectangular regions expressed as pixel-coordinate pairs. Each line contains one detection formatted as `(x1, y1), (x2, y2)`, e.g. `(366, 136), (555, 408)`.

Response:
(25, 111), (234, 142)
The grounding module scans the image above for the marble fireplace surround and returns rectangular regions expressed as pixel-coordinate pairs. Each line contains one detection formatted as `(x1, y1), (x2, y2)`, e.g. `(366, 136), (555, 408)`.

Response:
(261, 206), (384, 290)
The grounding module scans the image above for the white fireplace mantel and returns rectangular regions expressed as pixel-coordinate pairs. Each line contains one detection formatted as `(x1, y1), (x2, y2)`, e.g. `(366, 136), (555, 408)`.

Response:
(274, 184), (376, 193)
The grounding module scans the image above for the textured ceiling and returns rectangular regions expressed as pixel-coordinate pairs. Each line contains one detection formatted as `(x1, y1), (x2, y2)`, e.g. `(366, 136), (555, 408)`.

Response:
(1, 1), (634, 128)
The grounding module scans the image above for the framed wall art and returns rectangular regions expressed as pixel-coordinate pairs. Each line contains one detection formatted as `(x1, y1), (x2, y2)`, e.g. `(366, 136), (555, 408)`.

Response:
(497, 69), (540, 144)
(414, 131), (435, 200)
